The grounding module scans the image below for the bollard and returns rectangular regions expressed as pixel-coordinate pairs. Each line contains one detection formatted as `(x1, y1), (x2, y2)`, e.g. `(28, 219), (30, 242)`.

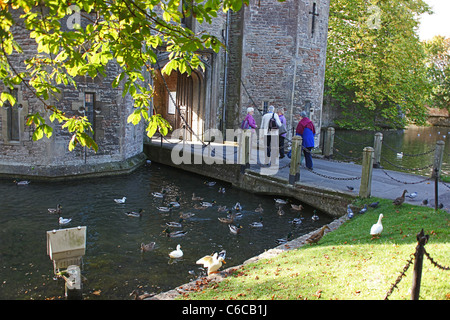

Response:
(432, 140), (445, 179)
(373, 132), (383, 168)
(411, 229), (429, 300)
(359, 147), (374, 198)
(289, 136), (302, 185)
(323, 127), (335, 159)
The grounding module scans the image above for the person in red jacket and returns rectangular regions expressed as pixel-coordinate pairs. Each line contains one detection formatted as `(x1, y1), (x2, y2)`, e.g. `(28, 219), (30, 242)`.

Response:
(295, 111), (316, 170)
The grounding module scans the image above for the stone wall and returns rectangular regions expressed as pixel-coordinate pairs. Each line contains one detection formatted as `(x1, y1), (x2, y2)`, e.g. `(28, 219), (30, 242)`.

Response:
(0, 9), (145, 179)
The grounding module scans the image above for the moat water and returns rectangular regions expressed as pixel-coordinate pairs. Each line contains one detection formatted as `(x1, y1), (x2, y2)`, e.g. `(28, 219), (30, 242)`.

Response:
(0, 164), (332, 300)
(0, 125), (448, 300)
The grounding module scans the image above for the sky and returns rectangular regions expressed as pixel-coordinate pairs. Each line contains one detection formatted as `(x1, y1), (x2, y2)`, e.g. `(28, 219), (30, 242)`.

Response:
(418, 0), (450, 41)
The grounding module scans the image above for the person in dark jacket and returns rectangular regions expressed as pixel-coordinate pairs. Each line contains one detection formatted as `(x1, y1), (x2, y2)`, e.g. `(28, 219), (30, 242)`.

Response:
(295, 111), (316, 169)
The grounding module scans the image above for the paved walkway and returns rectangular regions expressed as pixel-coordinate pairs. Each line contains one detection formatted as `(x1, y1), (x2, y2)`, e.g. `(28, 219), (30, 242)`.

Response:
(147, 138), (450, 211)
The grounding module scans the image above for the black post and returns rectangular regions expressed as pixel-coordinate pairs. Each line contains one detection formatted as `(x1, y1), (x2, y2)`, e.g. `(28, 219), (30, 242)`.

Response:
(411, 229), (429, 300)
(434, 168), (439, 211)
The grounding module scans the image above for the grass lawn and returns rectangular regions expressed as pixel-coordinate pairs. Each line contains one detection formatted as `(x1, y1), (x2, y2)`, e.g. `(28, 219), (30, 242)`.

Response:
(179, 198), (450, 300)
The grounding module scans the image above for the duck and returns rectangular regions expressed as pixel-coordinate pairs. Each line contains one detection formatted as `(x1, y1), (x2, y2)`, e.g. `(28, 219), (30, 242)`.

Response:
(48, 204), (62, 215)
(218, 187), (226, 194)
(204, 181), (216, 187)
(200, 200), (216, 207)
(179, 212), (195, 219)
(422, 199), (428, 205)
(229, 224), (242, 235)
(291, 204), (304, 211)
(158, 204), (173, 212)
(358, 204), (368, 214)
(14, 180), (30, 186)
(196, 252), (226, 275)
(151, 190), (166, 198)
(168, 244), (183, 259)
(163, 228), (187, 238)
(140, 242), (156, 252)
(218, 212), (235, 224)
(276, 232), (293, 245)
(192, 193), (204, 201)
(396, 152), (403, 158)
(169, 197), (181, 208)
(233, 202), (242, 211)
(125, 208), (144, 218)
(370, 214), (384, 239)
(217, 205), (228, 213)
(193, 204), (208, 210)
(346, 185), (354, 191)
(130, 289), (155, 300)
(312, 210), (319, 221)
(274, 198), (287, 205)
(166, 218), (183, 228)
(277, 207), (285, 216)
(255, 204), (264, 213)
(347, 205), (354, 219)
(305, 225), (330, 245)
(393, 190), (408, 206)
(249, 217), (263, 228)
(289, 216), (303, 226)
(114, 196), (127, 204)
(59, 217), (72, 225)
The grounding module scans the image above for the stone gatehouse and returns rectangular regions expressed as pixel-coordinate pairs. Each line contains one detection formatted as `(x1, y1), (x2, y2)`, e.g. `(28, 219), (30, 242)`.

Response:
(0, 0), (330, 179)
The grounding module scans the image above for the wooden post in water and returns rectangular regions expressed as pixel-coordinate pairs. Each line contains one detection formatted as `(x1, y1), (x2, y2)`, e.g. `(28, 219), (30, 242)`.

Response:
(373, 132), (383, 168)
(323, 127), (335, 159)
(359, 147), (374, 198)
(411, 229), (429, 300)
(289, 136), (302, 185)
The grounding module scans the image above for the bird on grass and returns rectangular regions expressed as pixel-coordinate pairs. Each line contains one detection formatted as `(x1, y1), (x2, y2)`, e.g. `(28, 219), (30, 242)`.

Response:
(358, 204), (368, 214)
(393, 190), (408, 207)
(347, 205), (354, 219)
(141, 242), (156, 252)
(370, 214), (384, 240)
(48, 204), (62, 215)
(305, 225), (330, 245)
(168, 244), (183, 259)
(369, 201), (379, 208)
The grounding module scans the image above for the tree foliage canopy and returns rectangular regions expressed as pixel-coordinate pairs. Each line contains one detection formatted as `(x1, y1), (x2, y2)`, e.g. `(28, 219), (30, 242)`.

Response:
(325, 0), (431, 130)
(423, 35), (450, 111)
(0, 0), (251, 151)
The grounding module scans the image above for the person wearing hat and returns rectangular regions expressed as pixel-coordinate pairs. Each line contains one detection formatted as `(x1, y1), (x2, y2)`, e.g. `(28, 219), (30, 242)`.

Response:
(295, 111), (316, 169)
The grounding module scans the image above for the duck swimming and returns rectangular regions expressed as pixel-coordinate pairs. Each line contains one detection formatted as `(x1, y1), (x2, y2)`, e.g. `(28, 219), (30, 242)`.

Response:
(48, 204), (62, 215)
(59, 217), (72, 225)
(255, 204), (264, 213)
(229, 224), (242, 235)
(192, 193), (204, 201)
(166, 218), (183, 228)
(249, 217), (263, 228)
(140, 242), (156, 252)
(163, 228), (187, 238)
(168, 244), (183, 259)
(114, 196), (126, 204)
(125, 209), (144, 218)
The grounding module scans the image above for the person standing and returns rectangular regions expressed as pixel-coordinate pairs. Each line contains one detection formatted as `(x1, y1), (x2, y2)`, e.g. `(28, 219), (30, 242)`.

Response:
(260, 105), (281, 163)
(295, 111), (316, 170)
(242, 107), (258, 130)
(277, 108), (287, 158)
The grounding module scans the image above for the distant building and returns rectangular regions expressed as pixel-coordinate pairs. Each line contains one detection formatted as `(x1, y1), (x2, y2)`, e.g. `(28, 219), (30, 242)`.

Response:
(0, 0), (330, 179)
